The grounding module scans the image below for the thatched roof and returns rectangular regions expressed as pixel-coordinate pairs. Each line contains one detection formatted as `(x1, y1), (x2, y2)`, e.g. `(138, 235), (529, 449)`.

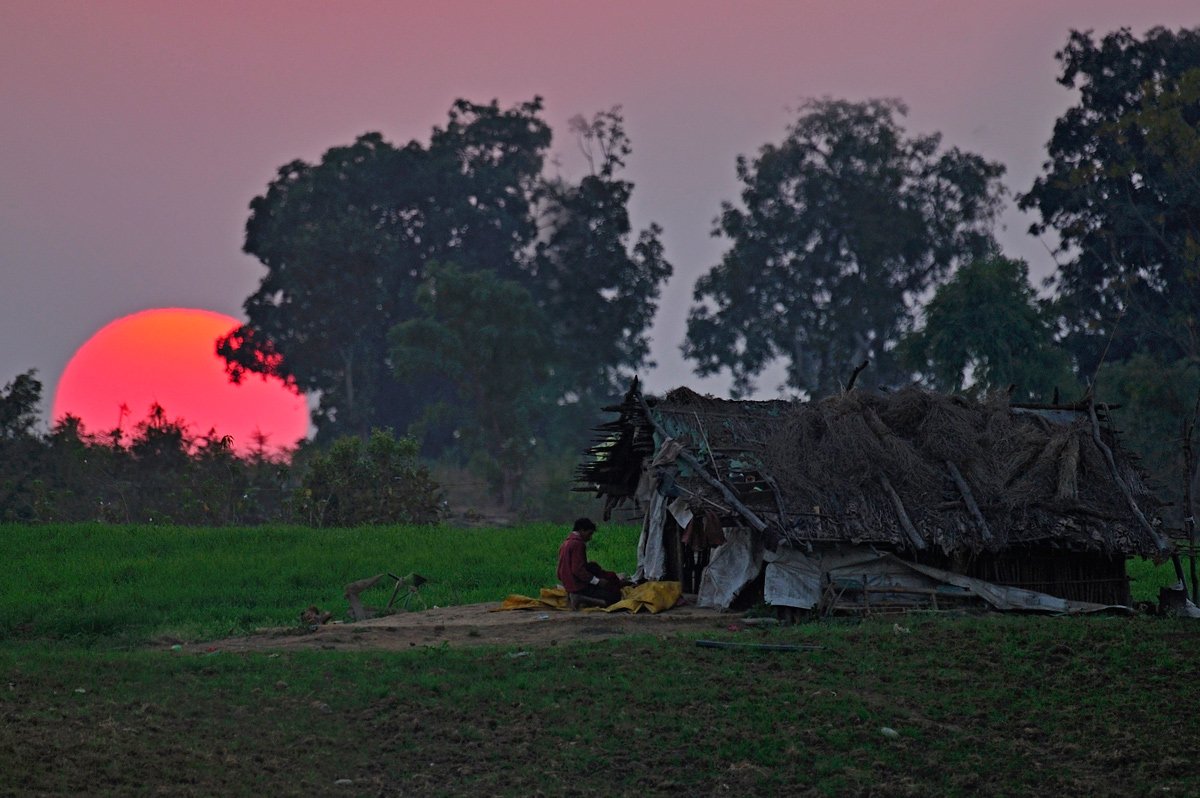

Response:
(577, 380), (1169, 558)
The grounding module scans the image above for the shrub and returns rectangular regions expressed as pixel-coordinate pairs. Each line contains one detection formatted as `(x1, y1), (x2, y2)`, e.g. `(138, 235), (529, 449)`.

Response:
(294, 428), (443, 526)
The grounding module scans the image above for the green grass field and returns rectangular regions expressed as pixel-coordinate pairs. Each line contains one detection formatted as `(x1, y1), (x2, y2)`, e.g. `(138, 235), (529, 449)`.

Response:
(0, 523), (639, 644)
(2, 523), (1199, 796)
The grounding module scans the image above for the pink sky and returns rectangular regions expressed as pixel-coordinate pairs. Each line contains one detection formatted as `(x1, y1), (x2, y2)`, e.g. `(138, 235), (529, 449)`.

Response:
(3, 0), (1198, 421)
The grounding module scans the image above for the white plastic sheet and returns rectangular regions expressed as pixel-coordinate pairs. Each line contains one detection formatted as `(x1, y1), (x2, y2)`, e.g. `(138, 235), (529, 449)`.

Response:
(763, 546), (822, 609)
(697, 527), (763, 610)
(896, 557), (1128, 613)
(821, 550), (1128, 614)
(667, 497), (693, 530)
(634, 490), (667, 582)
(660, 521), (1131, 615)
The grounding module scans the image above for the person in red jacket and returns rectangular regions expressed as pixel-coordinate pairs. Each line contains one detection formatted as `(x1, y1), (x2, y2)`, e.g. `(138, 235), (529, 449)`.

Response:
(557, 517), (624, 607)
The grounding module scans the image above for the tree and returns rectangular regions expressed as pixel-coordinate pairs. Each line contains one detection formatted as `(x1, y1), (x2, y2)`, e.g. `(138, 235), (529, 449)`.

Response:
(0, 387), (298, 525)
(218, 99), (552, 439)
(0, 371), (45, 521)
(899, 256), (1077, 402)
(1019, 27), (1200, 374)
(684, 98), (1005, 397)
(0, 370), (41, 440)
(534, 109), (672, 408)
(1093, 355), (1200, 524)
(220, 100), (671, 450)
(389, 263), (552, 507)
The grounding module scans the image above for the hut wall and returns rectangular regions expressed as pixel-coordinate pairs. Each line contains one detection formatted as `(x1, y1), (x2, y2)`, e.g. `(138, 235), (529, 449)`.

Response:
(966, 549), (1130, 606)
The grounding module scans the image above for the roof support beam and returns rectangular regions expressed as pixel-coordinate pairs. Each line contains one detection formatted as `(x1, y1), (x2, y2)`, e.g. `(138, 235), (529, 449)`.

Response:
(1087, 398), (1171, 555)
(636, 389), (770, 534)
(880, 473), (926, 551)
(945, 460), (994, 544)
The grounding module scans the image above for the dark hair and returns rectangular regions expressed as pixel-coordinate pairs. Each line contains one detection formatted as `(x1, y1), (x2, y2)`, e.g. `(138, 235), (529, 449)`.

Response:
(573, 517), (596, 532)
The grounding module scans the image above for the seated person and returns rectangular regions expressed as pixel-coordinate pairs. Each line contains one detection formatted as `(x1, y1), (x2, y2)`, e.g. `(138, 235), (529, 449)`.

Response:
(557, 517), (624, 607)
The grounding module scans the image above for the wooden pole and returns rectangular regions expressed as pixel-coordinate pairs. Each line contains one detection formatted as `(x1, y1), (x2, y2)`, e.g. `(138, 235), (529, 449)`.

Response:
(945, 460), (994, 543)
(344, 573), (387, 621)
(696, 640), (822, 652)
(1087, 398), (1171, 556)
(1183, 402), (1199, 603)
(675, 447), (770, 534)
(636, 389), (771, 534)
(845, 360), (869, 393)
(880, 473), (926, 551)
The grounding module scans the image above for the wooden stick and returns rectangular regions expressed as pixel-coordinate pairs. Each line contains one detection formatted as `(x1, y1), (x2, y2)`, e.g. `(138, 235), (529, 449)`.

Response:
(672, 483), (729, 513)
(670, 519), (684, 584)
(1056, 434), (1080, 501)
(387, 578), (404, 610)
(344, 573), (387, 622)
(845, 360), (869, 392)
(879, 473), (926, 550)
(636, 390), (771, 533)
(695, 640), (822, 652)
(693, 411), (721, 473)
(1087, 398), (1171, 555)
(1184, 391), (1200, 603)
(763, 473), (789, 522)
(675, 448), (770, 533)
(945, 460), (993, 543)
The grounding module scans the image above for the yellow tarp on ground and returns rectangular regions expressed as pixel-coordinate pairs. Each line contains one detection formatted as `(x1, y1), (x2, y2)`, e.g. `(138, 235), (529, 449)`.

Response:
(494, 581), (682, 614)
(495, 587), (569, 611)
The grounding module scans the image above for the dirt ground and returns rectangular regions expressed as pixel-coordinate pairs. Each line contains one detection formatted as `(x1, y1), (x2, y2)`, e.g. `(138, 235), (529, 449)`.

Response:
(194, 598), (734, 653)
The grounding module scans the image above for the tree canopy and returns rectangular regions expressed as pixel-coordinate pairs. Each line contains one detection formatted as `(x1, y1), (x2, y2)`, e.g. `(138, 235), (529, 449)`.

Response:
(1092, 355), (1200, 524)
(0, 370), (41, 440)
(684, 98), (1005, 397)
(389, 263), (552, 507)
(898, 256), (1076, 402)
(0, 376), (298, 525)
(534, 109), (672, 406)
(219, 99), (671, 455)
(1019, 26), (1200, 374)
(218, 99), (552, 439)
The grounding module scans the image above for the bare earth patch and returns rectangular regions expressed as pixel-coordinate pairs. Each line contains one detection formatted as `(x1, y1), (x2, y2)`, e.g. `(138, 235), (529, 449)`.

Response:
(193, 600), (732, 653)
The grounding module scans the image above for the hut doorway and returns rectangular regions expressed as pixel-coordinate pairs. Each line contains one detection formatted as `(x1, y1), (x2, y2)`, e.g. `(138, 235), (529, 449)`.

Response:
(660, 511), (725, 595)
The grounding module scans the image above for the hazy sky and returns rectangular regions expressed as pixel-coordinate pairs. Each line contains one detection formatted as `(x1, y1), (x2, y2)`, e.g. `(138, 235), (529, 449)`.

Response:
(3, 1), (1198, 424)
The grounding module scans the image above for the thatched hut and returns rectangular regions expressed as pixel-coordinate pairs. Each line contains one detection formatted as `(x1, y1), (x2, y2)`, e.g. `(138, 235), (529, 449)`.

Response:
(577, 380), (1171, 614)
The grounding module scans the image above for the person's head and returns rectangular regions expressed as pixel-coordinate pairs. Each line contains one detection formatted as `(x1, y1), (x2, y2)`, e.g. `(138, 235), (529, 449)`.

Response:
(573, 517), (597, 540)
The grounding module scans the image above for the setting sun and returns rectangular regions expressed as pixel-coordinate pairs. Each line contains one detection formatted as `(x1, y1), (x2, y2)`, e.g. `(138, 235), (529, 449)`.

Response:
(52, 308), (309, 455)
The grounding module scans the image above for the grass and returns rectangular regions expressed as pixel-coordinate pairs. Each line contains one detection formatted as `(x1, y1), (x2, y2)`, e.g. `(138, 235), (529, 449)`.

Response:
(1127, 555), (1189, 600)
(2, 523), (1199, 796)
(0, 522), (639, 644)
(4, 616), (1200, 796)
